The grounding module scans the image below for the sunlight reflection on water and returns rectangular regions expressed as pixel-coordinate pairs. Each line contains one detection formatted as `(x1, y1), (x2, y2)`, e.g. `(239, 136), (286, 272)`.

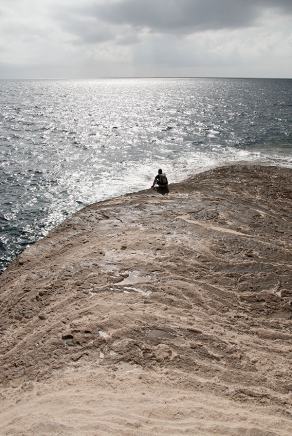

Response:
(0, 78), (291, 269)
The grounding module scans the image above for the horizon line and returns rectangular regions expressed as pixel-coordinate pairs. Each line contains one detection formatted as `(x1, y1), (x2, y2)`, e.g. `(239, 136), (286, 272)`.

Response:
(0, 75), (291, 81)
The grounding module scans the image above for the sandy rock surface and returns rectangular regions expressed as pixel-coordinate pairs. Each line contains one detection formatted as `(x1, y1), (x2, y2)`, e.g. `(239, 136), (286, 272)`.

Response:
(0, 165), (291, 435)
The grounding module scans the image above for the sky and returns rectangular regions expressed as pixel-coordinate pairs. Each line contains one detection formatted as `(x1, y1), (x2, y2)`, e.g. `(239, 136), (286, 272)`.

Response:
(0, 0), (291, 79)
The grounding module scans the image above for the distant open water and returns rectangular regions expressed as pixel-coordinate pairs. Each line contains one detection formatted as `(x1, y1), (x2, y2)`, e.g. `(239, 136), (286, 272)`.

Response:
(0, 78), (292, 271)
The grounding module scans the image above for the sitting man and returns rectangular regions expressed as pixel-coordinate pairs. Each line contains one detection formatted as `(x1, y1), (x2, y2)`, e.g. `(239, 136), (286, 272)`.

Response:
(151, 169), (169, 192)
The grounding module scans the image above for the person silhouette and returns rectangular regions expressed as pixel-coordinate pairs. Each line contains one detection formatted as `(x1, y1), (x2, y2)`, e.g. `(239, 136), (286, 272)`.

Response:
(151, 169), (169, 194)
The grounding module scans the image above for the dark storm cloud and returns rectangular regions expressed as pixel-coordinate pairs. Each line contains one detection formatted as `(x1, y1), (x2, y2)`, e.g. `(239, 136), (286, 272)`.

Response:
(90, 0), (292, 34)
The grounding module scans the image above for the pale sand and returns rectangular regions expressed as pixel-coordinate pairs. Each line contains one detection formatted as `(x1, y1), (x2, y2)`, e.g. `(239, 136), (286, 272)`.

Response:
(0, 165), (291, 435)
(1, 365), (291, 436)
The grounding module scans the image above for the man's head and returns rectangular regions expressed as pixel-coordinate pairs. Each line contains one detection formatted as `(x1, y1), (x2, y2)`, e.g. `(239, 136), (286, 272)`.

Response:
(158, 169), (162, 174)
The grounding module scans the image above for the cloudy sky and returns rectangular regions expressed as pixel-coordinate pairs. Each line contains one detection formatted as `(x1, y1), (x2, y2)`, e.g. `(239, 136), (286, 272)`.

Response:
(0, 0), (291, 78)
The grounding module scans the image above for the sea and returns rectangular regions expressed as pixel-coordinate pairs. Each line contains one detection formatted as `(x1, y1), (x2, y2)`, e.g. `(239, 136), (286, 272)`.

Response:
(0, 78), (291, 272)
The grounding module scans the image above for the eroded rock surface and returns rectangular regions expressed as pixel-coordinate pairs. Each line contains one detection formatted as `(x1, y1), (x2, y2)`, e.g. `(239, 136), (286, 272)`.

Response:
(0, 165), (292, 435)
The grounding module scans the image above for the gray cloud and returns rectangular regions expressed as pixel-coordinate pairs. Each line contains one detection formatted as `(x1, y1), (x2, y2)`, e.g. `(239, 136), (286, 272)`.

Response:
(53, 0), (292, 46)
(260, 0), (292, 10)
(90, 0), (292, 34)
(61, 16), (115, 44)
(0, 0), (291, 78)
(96, 0), (255, 32)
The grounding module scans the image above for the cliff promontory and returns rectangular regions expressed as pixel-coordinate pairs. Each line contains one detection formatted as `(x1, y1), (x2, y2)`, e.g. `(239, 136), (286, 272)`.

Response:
(0, 165), (291, 435)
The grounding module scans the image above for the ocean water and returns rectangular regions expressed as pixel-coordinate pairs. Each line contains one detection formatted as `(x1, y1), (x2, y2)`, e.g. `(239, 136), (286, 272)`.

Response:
(0, 78), (292, 271)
